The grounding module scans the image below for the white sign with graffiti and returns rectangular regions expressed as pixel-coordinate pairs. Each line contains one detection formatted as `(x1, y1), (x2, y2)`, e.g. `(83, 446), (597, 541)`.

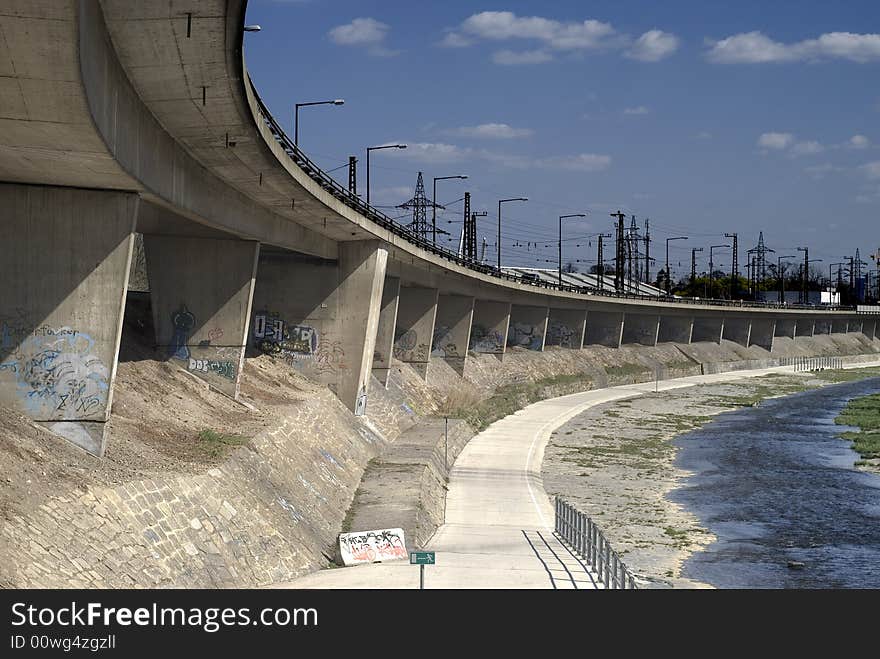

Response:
(338, 528), (408, 566)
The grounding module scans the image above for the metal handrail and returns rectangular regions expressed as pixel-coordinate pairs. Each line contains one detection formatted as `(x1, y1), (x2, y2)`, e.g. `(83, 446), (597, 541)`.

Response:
(555, 498), (637, 589)
(247, 77), (858, 313)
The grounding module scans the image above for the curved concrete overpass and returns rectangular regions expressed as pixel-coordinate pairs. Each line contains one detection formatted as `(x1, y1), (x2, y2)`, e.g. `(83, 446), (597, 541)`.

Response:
(1, 1), (878, 455)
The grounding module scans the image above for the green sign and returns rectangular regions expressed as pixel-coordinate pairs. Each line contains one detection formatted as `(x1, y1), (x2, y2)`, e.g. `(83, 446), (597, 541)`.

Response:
(410, 551), (436, 565)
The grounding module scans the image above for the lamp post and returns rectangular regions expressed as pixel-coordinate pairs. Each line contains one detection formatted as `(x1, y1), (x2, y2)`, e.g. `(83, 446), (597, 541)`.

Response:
(433, 175), (468, 246)
(801, 258), (822, 305)
(497, 198), (527, 271)
(777, 255), (795, 303)
(294, 98), (344, 146)
(709, 244), (730, 299)
(365, 144), (407, 204)
(243, 25), (262, 32)
(665, 237), (688, 295)
(558, 214), (587, 286)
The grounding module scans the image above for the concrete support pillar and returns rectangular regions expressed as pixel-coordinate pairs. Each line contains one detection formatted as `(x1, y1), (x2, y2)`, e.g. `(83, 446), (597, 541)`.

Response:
(848, 318), (863, 335)
(815, 318), (832, 335)
(0, 184), (137, 456)
(507, 305), (549, 350)
(250, 241), (387, 414)
(144, 235), (259, 400)
(372, 276), (400, 387)
(621, 313), (660, 346)
(432, 294), (475, 374)
(584, 310), (624, 348)
(692, 316), (724, 344)
(546, 308), (587, 349)
(469, 300), (510, 357)
(774, 318), (797, 340)
(394, 286), (439, 379)
(797, 318), (815, 338)
(657, 315), (694, 344)
(749, 317), (775, 351)
(723, 316), (751, 347)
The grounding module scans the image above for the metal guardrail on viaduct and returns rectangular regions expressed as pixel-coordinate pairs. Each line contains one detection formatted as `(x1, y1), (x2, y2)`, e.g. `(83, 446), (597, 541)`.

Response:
(0, 1), (878, 459)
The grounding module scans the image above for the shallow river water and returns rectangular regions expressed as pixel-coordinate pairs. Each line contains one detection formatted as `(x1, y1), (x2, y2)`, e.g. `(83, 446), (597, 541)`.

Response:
(670, 376), (880, 588)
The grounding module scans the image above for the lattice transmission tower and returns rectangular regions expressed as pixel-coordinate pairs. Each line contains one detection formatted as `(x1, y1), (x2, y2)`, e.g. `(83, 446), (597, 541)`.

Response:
(397, 172), (442, 240)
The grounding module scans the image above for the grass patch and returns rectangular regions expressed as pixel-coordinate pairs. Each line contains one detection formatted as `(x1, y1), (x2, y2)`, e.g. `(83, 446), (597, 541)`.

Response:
(606, 364), (651, 379)
(836, 393), (880, 459)
(196, 429), (249, 458)
(819, 367), (880, 384)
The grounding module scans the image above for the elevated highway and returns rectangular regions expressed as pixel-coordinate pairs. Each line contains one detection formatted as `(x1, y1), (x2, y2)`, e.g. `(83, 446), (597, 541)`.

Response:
(1, 1), (877, 455)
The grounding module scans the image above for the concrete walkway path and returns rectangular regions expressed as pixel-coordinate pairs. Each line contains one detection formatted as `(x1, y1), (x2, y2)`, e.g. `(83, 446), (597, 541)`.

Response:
(277, 362), (880, 589)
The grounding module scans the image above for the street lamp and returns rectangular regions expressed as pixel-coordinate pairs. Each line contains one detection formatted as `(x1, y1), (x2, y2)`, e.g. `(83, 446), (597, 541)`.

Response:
(497, 198), (528, 271)
(243, 25), (262, 32)
(801, 258), (822, 304)
(365, 144), (407, 204)
(665, 236), (688, 295)
(777, 255), (795, 303)
(558, 214), (587, 285)
(709, 244), (730, 299)
(294, 99), (345, 146)
(433, 176), (468, 246)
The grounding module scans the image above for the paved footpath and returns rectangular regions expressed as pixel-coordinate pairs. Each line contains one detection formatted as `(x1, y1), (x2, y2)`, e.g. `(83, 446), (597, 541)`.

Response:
(277, 362), (880, 590)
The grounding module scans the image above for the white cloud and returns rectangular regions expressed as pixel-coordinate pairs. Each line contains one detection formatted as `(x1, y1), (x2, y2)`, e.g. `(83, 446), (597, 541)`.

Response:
(626, 30), (679, 62)
(444, 11), (676, 64)
(448, 123), (534, 139)
(696, 131), (713, 140)
(790, 140), (824, 156)
(623, 106), (650, 116)
(707, 30), (880, 64)
(492, 49), (553, 65)
(328, 18), (398, 56)
(804, 163), (843, 179)
(535, 153), (611, 172)
(438, 32), (472, 48)
(848, 135), (870, 149)
(389, 142), (469, 164)
(862, 161), (880, 179)
(758, 132), (794, 149)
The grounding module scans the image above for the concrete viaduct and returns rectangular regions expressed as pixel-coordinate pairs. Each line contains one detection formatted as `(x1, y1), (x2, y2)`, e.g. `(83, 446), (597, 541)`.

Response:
(1, 1), (877, 456)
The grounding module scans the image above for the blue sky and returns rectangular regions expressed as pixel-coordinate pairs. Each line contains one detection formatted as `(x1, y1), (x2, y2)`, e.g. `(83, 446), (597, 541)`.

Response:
(244, 0), (880, 280)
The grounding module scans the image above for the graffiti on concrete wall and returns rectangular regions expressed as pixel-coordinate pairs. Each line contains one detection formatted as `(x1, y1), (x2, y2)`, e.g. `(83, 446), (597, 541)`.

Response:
(393, 328), (429, 362)
(1, 309), (32, 352)
(547, 320), (577, 348)
(187, 358), (235, 380)
(0, 327), (109, 419)
(469, 324), (504, 353)
(430, 324), (463, 358)
(507, 322), (544, 350)
(252, 311), (345, 375)
(167, 305), (196, 361)
(338, 528), (408, 566)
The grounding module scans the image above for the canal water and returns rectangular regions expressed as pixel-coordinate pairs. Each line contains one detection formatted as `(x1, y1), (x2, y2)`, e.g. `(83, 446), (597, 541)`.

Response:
(670, 377), (880, 588)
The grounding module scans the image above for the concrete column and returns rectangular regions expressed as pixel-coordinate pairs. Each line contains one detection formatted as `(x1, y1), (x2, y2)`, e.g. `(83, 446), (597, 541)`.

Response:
(469, 300), (510, 357)
(507, 305), (549, 350)
(584, 310), (624, 348)
(774, 318), (797, 340)
(692, 316), (724, 344)
(546, 308), (587, 349)
(0, 184), (137, 456)
(144, 235), (259, 400)
(250, 241), (387, 413)
(749, 317), (775, 351)
(848, 318), (863, 335)
(723, 316), (751, 347)
(394, 286), (439, 379)
(621, 313), (660, 346)
(797, 318), (815, 338)
(657, 315), (694, 344)
(372, 276), (400, 387)
(815, 318), (832, 335)
(432, 294), (475, 374)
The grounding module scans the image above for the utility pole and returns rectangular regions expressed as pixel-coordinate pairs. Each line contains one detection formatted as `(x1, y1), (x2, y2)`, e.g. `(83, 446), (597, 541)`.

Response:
(797, 247), (808, 304)
(725, 232), (738, 299)
(597, 233), (612, 291)
(462, 192), (471, 258)
(691, 247), (703, 288)
(469, 211), (487, 261)
(611, 211), (626, 293)
(644, 218), (651, 284)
